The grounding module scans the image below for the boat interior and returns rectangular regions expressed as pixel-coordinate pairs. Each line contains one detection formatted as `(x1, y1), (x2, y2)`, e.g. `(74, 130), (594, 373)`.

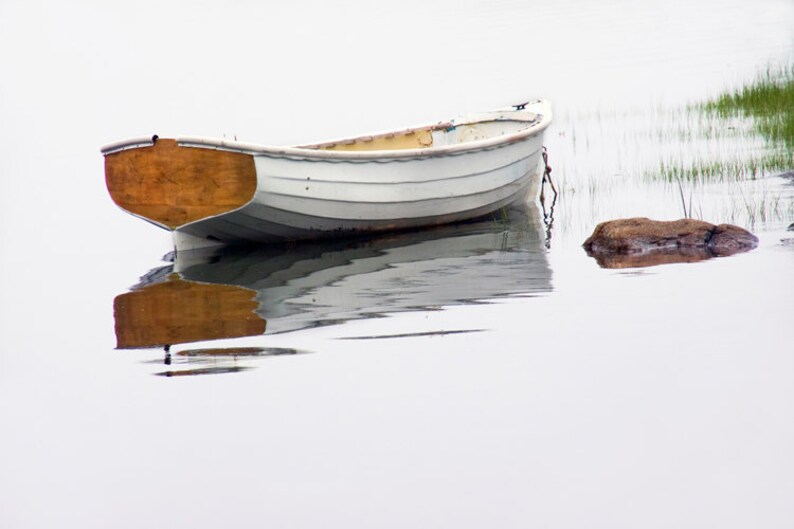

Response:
(301, 114), (539, 152)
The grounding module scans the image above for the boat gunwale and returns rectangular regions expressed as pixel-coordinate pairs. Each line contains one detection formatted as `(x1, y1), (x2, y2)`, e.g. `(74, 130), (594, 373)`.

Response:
(100, 101), (552, 161)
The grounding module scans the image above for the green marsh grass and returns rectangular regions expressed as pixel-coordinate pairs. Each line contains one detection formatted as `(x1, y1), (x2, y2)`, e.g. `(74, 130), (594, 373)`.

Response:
(705, 65), (794, 150)
(653, 66), (794, 183)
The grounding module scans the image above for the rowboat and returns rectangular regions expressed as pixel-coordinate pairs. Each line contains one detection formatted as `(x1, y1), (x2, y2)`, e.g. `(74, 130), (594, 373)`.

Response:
(102, 99), (552, 252)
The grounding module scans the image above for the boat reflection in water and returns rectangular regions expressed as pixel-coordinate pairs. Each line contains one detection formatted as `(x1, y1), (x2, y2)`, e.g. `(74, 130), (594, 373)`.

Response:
(113, 204), (552, 376)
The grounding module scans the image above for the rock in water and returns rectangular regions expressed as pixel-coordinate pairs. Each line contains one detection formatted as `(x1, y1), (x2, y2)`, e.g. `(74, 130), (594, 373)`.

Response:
(583, 218), (758, 268)
(583, 218), (713, 254)
(708, 223), (760, 256)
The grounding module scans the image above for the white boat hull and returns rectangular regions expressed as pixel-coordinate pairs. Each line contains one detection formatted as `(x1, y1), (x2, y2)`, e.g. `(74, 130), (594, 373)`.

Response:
(103, 100), (552, 252)
(174, 142), (543, 249)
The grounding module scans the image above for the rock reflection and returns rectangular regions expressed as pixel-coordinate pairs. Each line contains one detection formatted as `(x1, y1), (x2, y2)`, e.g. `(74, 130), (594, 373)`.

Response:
(113, 204), (552, 374)
(587, 248), (714, 269)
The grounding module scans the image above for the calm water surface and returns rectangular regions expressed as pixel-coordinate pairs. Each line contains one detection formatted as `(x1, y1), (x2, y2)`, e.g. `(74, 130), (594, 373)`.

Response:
(1, 1), (793, 528)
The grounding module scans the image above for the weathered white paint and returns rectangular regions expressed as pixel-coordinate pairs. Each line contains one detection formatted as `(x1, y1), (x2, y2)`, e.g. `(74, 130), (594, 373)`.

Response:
(111, 100), (552, 252)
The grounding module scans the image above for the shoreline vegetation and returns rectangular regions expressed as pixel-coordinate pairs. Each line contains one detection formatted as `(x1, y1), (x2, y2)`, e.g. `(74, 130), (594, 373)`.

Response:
(705, 65), (794, 151)
(656, 65), (794, 183)
(553, 64), (794, 234)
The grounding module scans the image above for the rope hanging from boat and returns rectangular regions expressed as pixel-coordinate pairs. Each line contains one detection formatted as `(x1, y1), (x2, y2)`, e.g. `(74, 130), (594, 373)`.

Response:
(539, 146), (557, 249)
(540, 146), (556, 198)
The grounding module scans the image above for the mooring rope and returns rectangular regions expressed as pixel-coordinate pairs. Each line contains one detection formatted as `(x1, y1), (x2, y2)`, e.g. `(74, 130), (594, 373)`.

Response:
(540, 146), (557, 198)
(539, 146), (557, 248)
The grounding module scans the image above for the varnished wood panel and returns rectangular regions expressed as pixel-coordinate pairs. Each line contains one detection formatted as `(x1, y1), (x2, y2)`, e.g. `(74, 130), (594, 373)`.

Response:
(113, 275), (266, 349)
(105, 139), (257, 229)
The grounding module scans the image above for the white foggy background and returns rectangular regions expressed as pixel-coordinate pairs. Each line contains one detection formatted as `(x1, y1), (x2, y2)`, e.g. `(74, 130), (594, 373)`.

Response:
(1, 1), (793, 528)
